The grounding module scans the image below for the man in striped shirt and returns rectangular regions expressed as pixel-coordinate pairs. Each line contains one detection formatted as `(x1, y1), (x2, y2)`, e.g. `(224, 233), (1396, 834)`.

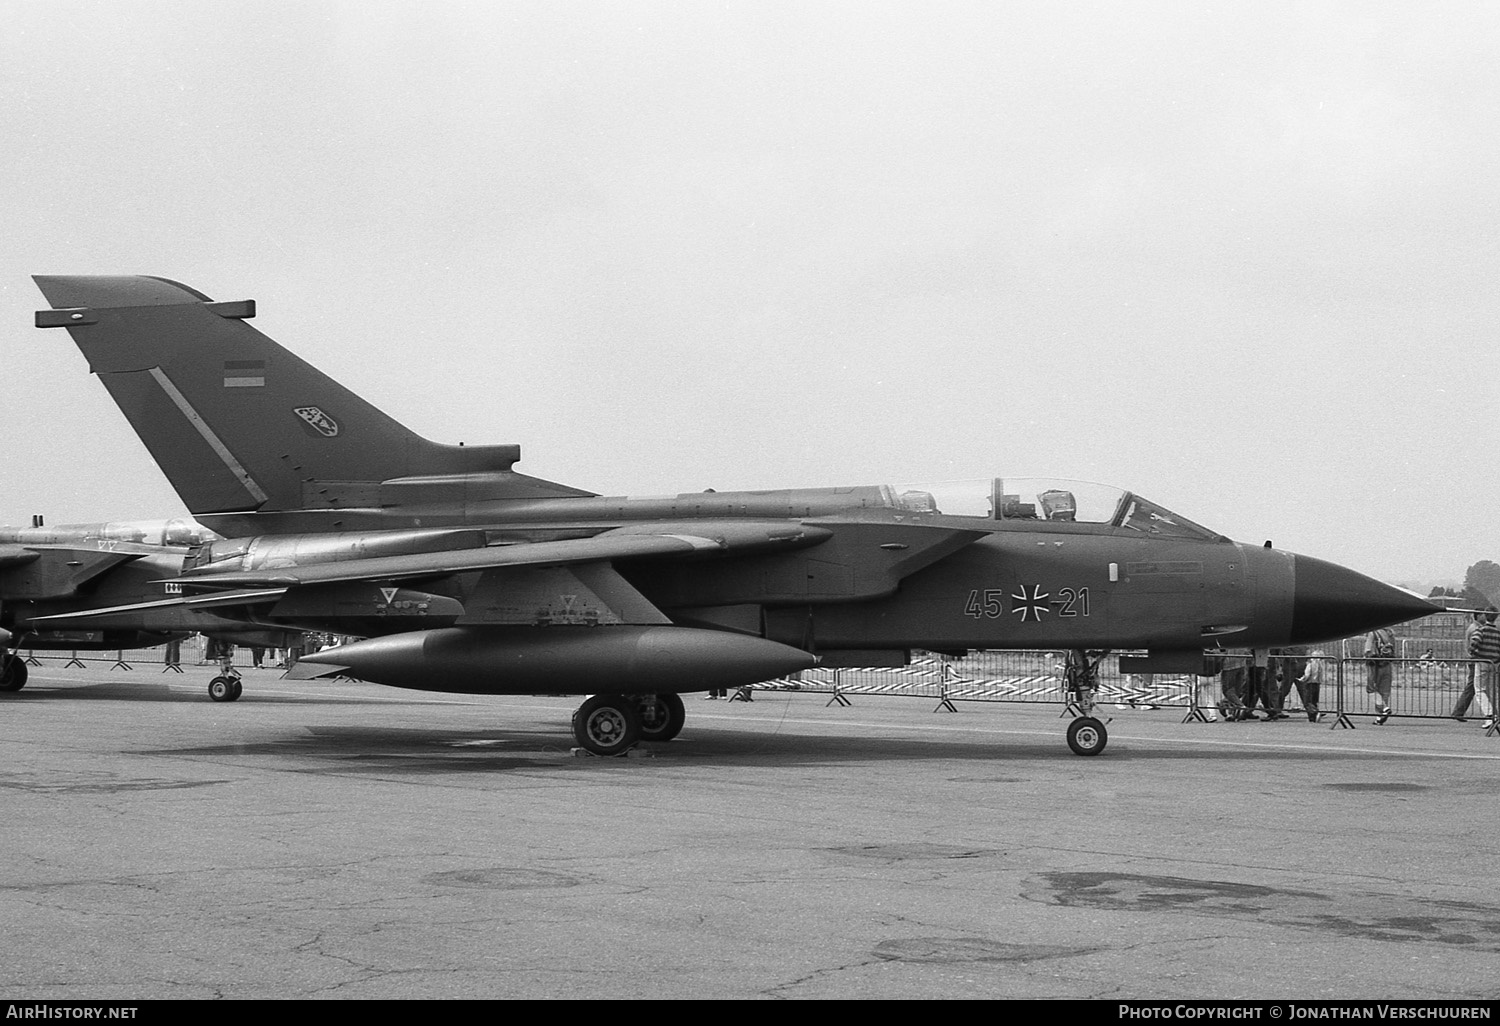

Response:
(1467, 608), (1500, 730)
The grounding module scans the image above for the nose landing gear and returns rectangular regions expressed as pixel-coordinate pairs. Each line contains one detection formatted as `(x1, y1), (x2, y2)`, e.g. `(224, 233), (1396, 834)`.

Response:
(1063, 648), (1109, 756)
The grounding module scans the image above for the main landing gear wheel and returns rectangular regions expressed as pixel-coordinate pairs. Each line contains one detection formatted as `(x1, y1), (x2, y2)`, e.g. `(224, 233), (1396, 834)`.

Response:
(1066, 716), (1108, 756)
(208, 676), (243, 703)
(0, 656), (26, 692)
(636, 693), (686, 743)
(572, 694), (642, 756)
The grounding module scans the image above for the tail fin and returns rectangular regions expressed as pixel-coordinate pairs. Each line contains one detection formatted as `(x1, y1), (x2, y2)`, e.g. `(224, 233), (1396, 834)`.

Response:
(33, 276), (589, 521)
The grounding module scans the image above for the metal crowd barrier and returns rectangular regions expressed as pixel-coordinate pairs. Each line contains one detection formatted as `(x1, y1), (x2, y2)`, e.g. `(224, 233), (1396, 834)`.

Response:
(759, 650), (1500, 734)
(756, 650), (1191, 709)
(1204, 652), (1499, 731)
(16, 641), (1500, 735)
(20, 636), (249, 673)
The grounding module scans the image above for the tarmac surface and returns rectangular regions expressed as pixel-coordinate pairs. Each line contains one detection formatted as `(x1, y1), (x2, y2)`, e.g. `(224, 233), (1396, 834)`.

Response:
(3, 661), (1500, 1001)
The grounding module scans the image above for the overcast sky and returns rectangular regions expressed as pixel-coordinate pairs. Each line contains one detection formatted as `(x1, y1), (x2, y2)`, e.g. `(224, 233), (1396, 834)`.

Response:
(2, 1), (1496, 586)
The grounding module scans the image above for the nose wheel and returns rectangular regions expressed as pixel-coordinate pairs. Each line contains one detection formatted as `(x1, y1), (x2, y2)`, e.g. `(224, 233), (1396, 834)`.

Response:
(1066, 716), (1108, 756)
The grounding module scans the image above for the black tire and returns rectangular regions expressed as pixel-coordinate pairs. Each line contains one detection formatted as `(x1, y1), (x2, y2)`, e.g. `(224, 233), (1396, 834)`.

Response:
(226, 679), (244, 702)
(1066, 716), (1108, 756)
(0, 656), (27, 693)
(208, 676), (236, 702)
(572, 694), (641, 756)
(637, 693), (686, 743)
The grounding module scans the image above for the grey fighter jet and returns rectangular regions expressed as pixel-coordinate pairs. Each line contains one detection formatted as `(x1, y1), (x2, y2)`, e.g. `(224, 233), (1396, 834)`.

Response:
(29, 275), (1436, 755)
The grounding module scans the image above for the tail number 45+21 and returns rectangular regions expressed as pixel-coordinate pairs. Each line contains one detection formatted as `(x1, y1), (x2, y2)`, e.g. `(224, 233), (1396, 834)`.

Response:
(963, 586), (1090, 621)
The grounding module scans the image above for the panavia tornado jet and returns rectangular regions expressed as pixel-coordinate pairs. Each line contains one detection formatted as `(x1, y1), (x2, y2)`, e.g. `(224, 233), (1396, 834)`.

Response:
(28, 275), (1437, 755)
(0, 517), (301, 697)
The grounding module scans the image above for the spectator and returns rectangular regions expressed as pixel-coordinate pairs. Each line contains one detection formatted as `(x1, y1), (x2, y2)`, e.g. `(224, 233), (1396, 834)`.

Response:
(1454, 610), (1486, 721)
(1467, 608), (1500, 731)
(1365, 626), (1396, 725)
(1295, 649), (1326, 722)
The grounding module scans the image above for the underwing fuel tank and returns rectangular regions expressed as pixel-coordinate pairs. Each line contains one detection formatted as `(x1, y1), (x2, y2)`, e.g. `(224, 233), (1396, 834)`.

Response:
(293, 626), (818, 695)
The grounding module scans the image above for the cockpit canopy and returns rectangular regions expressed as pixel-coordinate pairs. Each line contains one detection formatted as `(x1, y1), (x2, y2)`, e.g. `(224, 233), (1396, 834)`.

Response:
(886, 478), (1222, 541)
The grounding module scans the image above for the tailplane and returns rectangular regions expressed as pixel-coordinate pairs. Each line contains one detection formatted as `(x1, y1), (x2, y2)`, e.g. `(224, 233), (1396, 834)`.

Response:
(33, 276), (590, 524)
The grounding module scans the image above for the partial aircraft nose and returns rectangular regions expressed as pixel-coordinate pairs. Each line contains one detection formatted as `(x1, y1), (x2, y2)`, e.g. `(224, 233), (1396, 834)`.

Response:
(1288, 554), (1439, 644)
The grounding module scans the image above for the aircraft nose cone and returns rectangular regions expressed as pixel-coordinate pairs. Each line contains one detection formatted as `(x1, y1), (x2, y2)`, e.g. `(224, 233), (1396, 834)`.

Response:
(1290, 554), (1440, 643)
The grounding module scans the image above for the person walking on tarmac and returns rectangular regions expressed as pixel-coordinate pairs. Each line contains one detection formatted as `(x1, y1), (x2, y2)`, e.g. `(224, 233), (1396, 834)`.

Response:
(1271, 646), (1310, 720)
(1453, 610), (1485, 721)
(1295, 649), (1327, 722)
(1364, 626), (1397, 725)
(1467, 608), (1500, 730)
(1219, 659), (1253, 720)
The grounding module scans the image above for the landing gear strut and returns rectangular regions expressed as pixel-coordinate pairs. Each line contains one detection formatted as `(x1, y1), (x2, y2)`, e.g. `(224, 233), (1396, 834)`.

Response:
(1062, 648), (1108, 756)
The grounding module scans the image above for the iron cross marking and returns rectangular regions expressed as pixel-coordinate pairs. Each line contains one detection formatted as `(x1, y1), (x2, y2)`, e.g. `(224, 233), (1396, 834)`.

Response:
(1010, 584), (1051, 622)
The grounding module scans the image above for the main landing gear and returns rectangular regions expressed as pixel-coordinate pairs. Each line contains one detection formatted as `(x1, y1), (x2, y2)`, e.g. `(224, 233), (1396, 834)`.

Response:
(571, 692), (687, 756)
(208, 674), (243, 702)
(208, 643), (243, 702)
(1062, 648), (1109, 757)
(636, 692), (686, 743)
(0, 653), (26, 692)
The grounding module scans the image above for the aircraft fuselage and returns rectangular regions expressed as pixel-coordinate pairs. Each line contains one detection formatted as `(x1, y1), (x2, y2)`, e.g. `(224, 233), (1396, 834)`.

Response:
(164, 489), (1413, 676)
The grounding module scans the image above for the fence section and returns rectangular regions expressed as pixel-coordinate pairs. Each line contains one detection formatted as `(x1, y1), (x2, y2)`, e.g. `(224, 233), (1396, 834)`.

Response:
(18, 641), (1500, 727)
(761, 649), (1498, 726)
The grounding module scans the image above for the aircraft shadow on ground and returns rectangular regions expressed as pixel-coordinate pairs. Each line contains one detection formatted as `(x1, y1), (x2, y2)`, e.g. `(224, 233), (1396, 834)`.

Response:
(130, 720), (1400, 774)
(8, 682), (1415, 767)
